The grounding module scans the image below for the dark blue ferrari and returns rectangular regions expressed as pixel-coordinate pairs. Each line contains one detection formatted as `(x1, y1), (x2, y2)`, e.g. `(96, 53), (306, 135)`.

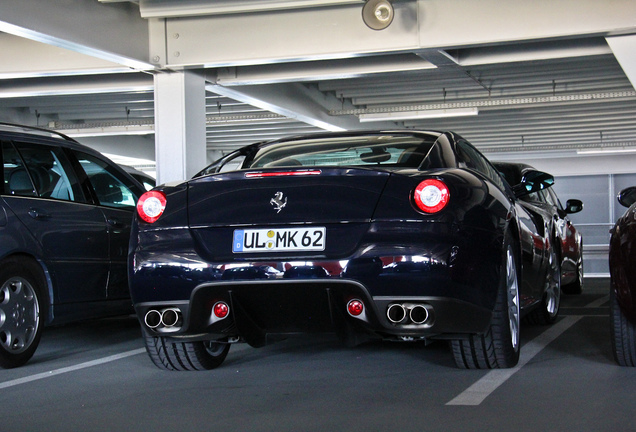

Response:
(129, 130), (560, 370)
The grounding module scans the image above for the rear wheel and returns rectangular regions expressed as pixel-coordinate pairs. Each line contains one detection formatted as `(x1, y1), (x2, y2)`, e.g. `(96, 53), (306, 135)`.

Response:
(562, 258), (583, 295)
(143, 329), (230, 371)
(610, 287), (636, 367)
(451, 236), (520, 369)
(0, 258), (46, 369)
(526, 243), (561, 325)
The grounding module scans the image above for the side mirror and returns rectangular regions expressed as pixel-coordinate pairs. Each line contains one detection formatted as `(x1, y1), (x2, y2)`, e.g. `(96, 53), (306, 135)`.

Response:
(565, 199), (583, 214)
(512, 170), (554, 198)
(618, 186), (636, 208)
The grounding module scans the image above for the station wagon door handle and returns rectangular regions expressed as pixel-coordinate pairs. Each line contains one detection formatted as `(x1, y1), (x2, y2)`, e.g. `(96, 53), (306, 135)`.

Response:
(27, 208), (51, 220)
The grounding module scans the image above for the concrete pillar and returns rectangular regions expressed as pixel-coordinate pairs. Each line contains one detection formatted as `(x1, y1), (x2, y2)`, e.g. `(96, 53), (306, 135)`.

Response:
(153, 70), (206, 184)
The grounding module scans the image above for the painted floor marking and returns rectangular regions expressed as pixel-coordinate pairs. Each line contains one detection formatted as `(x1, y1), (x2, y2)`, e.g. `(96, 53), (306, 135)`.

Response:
(584, 294), (609, 308)
(446, 315), (582, 406)
(0, 348), (145, 390)
(447, 294), (605, 406)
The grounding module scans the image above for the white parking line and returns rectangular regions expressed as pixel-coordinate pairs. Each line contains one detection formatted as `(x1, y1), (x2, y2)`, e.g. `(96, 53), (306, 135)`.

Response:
(0, 348), (145, 390)
(447, 294), (608, 406)
(584, 294), (609, 308)
(446, 316), (582, 406)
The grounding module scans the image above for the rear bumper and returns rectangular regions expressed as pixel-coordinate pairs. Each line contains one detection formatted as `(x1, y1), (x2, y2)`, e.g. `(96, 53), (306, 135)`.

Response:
(130, 221), (504, 343)
(133, 269), (495, 345)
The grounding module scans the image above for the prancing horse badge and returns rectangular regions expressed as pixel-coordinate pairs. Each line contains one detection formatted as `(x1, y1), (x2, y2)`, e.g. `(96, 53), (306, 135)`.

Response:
(270, 192), (287, 213)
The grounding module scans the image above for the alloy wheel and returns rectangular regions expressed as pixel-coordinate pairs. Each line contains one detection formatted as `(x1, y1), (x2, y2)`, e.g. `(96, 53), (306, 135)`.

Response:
(0, 277), (40, 354)
(545, 247), (561, 318)
(506, 247), (520, 352)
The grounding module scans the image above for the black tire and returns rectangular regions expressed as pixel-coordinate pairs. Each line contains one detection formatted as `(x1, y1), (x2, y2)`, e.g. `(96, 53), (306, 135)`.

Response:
(610, 287), (636, 367)
(525, 243), (561, 325)
(451, 235), (521, 369)
(0, 258), (47, 369)
(143, 329), (230, 371)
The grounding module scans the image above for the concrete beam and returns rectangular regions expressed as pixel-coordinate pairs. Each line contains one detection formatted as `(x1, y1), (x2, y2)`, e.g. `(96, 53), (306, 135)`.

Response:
(0, 33), (130, 79)
(607, 35), (636, 91)
(151, 0), (636, 68)
(207, 79), (397, 131)
(0, 0), (153, 70)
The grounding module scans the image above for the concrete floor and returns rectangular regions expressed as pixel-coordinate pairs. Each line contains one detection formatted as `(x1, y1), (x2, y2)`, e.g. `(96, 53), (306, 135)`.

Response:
(1, 278), (631, 432)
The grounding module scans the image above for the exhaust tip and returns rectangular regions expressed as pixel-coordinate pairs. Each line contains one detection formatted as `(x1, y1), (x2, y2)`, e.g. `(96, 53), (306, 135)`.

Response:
(161, 308), (182, 328)
(387, 303), (407, 324)
(409, 304), (429, 325)
(144, 310), (162, 329)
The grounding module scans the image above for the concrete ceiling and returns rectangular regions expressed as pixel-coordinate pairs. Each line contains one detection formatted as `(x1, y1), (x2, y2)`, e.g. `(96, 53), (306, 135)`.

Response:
(1, 0), (636, 169)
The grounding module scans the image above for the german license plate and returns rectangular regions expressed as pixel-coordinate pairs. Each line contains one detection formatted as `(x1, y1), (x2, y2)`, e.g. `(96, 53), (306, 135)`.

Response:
(233, 227), (326, 253)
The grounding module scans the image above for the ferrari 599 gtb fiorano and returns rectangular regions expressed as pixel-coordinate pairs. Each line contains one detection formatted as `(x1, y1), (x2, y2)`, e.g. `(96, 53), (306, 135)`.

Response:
(129, 131), (560, 370)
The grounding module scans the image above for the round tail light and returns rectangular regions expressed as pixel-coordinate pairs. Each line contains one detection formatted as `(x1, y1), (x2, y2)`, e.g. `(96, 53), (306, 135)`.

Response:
(137, 191), (167, 223)
(413, 179), (449, 213)
(213, 302), (230, 319)
(347, 299), (364, 317)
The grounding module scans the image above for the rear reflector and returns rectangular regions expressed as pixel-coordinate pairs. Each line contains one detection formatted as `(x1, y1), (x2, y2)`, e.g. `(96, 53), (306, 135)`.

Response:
(137, 191), (167, 223)
(213, 302), (230, 319)
(347, 299), (364, 317)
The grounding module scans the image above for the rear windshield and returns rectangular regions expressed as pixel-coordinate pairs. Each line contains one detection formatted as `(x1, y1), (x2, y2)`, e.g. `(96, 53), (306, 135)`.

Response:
(248, 135), (438, 169)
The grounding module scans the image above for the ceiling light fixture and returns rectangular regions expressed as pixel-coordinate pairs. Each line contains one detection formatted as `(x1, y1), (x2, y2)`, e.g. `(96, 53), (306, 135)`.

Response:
(576, 147), (636, 155)
(358, 107), (479, 122)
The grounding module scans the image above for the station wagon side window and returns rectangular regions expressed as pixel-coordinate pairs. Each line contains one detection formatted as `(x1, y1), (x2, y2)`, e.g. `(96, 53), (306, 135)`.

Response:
(3, 141), (86, 202)
(73, 151), (139, 208)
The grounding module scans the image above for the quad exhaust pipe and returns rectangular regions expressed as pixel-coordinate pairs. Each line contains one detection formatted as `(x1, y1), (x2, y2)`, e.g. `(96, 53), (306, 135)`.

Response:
(387, 303), (433, 326)
(144, 308), (183, 330)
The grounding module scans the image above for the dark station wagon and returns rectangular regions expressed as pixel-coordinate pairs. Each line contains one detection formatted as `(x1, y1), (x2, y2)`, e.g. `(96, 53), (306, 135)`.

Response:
(0, 123), (145, 368)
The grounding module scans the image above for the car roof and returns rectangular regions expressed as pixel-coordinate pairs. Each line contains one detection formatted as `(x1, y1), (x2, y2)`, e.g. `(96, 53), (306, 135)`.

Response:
(0, 122), (108, 158)
(0, 122), (76, 142)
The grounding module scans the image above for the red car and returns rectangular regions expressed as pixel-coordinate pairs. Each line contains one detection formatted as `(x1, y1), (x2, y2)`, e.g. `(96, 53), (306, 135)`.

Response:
(610, 186), (636, 366)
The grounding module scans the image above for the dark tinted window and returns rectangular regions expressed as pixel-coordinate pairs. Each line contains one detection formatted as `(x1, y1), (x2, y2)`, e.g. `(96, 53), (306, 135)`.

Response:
(456, 140), (507, 190)
(248, 135), (437, 169)
(3, 141), (85, 202)
(74, 151), (140, 209)
(544, 187), (563, 210)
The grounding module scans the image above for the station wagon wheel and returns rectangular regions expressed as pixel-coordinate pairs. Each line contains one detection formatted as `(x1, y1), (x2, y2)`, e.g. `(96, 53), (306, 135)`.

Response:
(451, 234), (520, 369)
(142, 329), (231, 371)
(0, 258), (46, 369)
(610, 286), (636, 367)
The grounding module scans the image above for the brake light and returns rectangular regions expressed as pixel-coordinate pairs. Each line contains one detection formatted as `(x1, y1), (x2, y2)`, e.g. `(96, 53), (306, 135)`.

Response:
(245, 170), (322, 178)
(137, 191), (167, 223)
(413, 179), (449, 213)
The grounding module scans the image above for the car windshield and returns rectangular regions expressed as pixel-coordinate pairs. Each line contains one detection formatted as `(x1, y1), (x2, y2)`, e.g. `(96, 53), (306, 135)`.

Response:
(247, 134), (438, 169)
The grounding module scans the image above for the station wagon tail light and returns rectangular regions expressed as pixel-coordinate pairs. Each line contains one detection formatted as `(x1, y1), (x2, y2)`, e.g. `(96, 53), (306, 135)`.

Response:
(137, 191), (167, 223)
(413, 179), (449, 213)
